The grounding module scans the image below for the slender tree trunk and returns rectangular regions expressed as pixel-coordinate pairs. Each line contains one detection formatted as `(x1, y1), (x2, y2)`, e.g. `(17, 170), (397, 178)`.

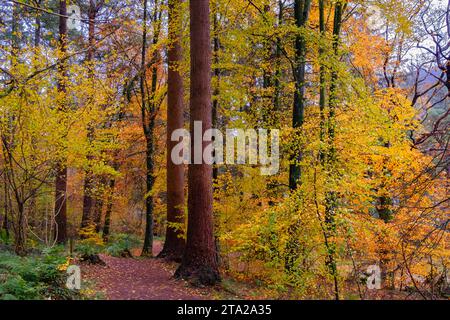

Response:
(93, 189), (104, 233)
(284, 0), (312, 273)
(212, 4), (222, 265)
(11, 2), (19, 55)
(324, 0), (347, 301)
(318, 0), (326, 163)
(54, 0), (68, 244)
(2, 174), (9, 240)
(81, 1), (98, 232)
(175, 0), (220, 285)
(212, 5), (220, 182)
(159, 0), (186, 261)
(289, 0), (311, 190)
(273, 1), (283, 125)
(102, 178), (115, 242)
(141, 0), (161, 256)
(142, 134), (155, 256)
(34, 0), (42, 47)
(15, 202), (26, 255)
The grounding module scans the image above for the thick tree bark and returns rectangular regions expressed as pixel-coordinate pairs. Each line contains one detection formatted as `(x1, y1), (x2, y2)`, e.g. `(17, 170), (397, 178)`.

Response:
(158, 0), (186, 262)
(289, 0), (311, 190)
(54, 0), (68, 244)
(175, 0), (220, 285)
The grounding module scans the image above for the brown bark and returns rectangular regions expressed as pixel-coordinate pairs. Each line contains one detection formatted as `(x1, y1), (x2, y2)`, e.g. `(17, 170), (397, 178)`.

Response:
(158, 0), (186, 262)
(175, 0), (220, 285)
(323, 0), (347, 301)
(54, 0), (68, 244)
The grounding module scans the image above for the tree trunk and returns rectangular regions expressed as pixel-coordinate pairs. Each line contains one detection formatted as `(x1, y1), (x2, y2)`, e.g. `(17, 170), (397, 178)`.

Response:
(273, 1), (283, 125)
(81, 164), (95, 231)
(102, 178), (115, 242)
(158, 0), (186, 262)
(324, 0), (347, 301)
(142, 131), (155, 255)
(318, 0), (326, 163)
(175, 0), (220, 286)
(141, 0), (161, 256)
(212, 5), (220, 182)
(2, 162), (9, 240)
(34, 0), (42, 47)
(212, 4), (222, 266)
(289, 0), (311, 190)
(54, 0), (68, 244)
(81, 1), (98, 232)
(93, 191), (104, 233)
(284, 0), (312, 273)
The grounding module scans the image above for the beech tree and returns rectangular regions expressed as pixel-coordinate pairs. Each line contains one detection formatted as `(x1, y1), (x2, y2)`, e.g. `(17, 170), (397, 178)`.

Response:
(175, 0), (220, 285)
(81, 0), (104, 232)
(289, 0), (312, 190)
(0, 0), (448, 300)
(54, 0), (68, 244)
(158, 0), (186, 261)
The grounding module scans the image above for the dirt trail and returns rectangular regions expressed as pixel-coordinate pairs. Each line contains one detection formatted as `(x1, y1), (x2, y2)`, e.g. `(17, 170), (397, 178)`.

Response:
(81, 242), (211, 300)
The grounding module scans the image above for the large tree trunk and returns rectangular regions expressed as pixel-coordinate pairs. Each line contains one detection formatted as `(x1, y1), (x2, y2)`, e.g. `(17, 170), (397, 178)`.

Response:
(158, 0), (186, 262)
(175, 0), (220, 286)
(54, 0), (68, 244)
(289, 0), (311, 190)
(102, 178), (115, 242)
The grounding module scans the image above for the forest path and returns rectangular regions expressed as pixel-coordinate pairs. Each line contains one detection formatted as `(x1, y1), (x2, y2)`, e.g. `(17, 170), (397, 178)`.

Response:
(81, 241), (211, 300)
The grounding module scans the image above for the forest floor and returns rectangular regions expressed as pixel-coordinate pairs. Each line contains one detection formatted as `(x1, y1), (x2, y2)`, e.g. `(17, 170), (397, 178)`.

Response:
(81, 241), (213, 300)
(80, 242), (430, 300)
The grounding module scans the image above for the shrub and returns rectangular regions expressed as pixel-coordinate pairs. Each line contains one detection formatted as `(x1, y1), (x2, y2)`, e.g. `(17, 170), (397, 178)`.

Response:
(0, 250), (79, 300)
(76, 225), (105, 257)
(105, 233), (141, 257)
